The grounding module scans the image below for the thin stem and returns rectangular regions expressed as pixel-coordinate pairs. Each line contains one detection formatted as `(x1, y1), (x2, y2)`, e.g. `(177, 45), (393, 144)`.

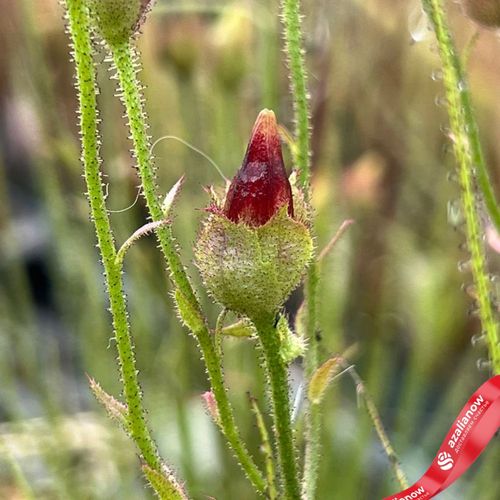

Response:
(197, 327), (266, 493)
(281, 0), (311, 192)
(64, 0), (160, 469)
(337, 358), (409, 490)
(423, 0), (500, 230)
(256, 316), (301, 500)
(280, 2), (321, 497)
(302, 261), (321, 499)
(422, 0), (500, 373)
(108, 39), (265, 493)
(249, 395), (278, 500)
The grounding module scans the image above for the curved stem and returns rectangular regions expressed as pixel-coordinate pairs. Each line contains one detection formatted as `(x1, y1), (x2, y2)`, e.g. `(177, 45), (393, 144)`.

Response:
(422, 0), (500, 373)
(256, 316), (301, 499)
(64, 0), (160, 469)
(108, 40), (266, 493)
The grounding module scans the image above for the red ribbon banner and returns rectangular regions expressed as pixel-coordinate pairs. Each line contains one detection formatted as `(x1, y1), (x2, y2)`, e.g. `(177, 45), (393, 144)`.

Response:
(384, 375), (500, 500)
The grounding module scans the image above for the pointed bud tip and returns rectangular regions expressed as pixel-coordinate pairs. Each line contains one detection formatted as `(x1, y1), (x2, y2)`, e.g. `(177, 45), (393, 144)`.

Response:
(223, 109), (293, 226)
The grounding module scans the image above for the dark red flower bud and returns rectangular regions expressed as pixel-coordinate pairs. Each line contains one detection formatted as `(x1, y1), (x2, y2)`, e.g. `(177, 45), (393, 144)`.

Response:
(224, 109), (293, 227)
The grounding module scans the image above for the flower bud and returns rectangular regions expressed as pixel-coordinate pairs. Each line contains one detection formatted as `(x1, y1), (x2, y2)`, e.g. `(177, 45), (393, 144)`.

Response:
(463, 0), (500, 28)
(195, 110), (313, 320)
(224, 110), (294, 227)
(210, 6), (253, 89)
(88, 0), (154, 46)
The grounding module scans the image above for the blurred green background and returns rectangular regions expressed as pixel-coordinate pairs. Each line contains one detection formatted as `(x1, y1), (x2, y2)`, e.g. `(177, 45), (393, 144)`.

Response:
(0, 0), (499, 498)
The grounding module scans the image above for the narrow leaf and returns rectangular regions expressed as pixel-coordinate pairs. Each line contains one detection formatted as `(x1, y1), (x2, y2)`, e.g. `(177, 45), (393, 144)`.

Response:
(87, 375), (128, 430)
(220, 319), (255, 337)
(308, 357), (343, 405)
(175, 289), (205, 335)
(161, 175), (185, 218)
(143, 464), (188, 500)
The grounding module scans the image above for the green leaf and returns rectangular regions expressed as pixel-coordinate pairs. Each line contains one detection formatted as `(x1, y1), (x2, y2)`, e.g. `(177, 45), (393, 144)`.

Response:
(161, 176), (185, 218)
(174, 289), (205, 335)
(87, 375), (128, 430)
(142, 464), (188, 500)
(220, 319), (255, 337)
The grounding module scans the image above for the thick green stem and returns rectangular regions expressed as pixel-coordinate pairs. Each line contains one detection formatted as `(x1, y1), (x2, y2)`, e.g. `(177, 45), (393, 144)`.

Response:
(256, 317), (301, 499)
(109, 40), (265, 493)
(422, 0), (500, 373)
(64, 0), (160, 469)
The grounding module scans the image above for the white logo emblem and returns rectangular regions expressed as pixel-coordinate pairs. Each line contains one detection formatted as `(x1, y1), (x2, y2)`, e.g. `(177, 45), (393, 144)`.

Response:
(437, 451), (454, 471)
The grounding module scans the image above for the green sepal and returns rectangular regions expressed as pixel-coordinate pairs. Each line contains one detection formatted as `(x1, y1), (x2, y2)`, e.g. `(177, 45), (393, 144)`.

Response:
(174, 289), (205, 335)
(276, 314), (306, 364)
(195, 206), (313, 320)
(88, 0), (153, 46)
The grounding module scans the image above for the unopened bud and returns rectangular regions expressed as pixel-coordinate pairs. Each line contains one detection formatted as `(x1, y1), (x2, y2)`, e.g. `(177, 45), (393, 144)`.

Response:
(210, 6), (252, 89)
(195, 110), (313, 320)
(88, 0), (154, 46)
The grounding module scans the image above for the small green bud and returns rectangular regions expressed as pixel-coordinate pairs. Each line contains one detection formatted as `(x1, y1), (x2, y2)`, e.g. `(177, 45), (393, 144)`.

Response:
(157, 16), (204, 78)
(276, 314), (306, 364)
(88, 0), (154, 46)
(463, 0), (500, 28)
(210, 6), (253, 89)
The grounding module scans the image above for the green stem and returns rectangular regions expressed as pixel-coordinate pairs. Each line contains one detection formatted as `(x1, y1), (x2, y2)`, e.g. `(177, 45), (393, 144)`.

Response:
(422, 0), (500, 373)
(281, 1), (320, 496)
(338, 358), (409, 490)
(110, 41), (199, 310)
(109, 40), (265, 493)
(281, 0), (311, 192)
(302, 261), (321, 499)
(422, 0), (500, 230)
(197, 328), (266, 493)
(64, 0), (160, 469)
(256, 316), (301, 499)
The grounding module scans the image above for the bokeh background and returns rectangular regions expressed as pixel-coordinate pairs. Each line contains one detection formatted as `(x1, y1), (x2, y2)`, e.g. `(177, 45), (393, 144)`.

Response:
(0, 0), (499, 498)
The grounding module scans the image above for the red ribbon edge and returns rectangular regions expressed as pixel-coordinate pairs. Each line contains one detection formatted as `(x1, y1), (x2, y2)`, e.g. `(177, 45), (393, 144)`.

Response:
(383, 375), (500, 500)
